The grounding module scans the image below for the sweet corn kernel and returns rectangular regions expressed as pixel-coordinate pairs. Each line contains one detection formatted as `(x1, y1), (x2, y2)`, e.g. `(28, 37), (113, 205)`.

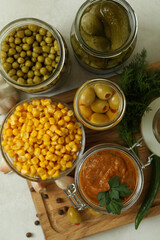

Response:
(52, 170), (60, 178)
(64, 115), (70, 122)
(66, 161), (73, 168)
(54, 110), (63, 120)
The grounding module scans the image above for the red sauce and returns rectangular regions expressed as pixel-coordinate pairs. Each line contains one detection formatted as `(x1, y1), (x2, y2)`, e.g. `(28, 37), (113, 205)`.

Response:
(80, 149), (137, 205)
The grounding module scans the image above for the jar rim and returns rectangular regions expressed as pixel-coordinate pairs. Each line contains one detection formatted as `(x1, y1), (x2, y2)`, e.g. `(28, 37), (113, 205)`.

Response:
(73, 0), (138, 58)
(73, 78), (126, 130)
(0, 18), (66, 90)
(74, 143), (144, 214)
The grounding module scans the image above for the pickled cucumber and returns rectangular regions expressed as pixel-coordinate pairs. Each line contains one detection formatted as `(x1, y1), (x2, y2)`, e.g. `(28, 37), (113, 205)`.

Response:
(81, 12), (103, 36)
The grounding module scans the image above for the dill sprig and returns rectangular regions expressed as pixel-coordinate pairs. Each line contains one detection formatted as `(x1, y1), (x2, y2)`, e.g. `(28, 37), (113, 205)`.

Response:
(117, 49), (160, 146)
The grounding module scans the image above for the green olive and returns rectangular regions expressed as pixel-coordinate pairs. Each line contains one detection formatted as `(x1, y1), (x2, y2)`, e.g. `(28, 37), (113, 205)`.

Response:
(37, 55), (44, 63)
(12, 62), (19, 69)
(88, 208), (102, 216)
(17, 77), (25, 84)
(80, 105), (93, 120)
(91, 99), (109, 113)
(27, 70), (34, 78)
(94, 84), (114, 100)
(21, 66), (29, 73)
(90, 113), (109, 125)
(26, 37), (34, 45)
(39, 27), (46, 36)
(108, 93), (120, 110)
(79, 87), (96, 106)
(67, 207), (82, 224)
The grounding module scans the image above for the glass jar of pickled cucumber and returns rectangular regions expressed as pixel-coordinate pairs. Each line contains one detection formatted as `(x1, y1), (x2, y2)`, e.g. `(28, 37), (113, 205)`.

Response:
(0, 18), (70, 94)
(70, 0), (138, 74)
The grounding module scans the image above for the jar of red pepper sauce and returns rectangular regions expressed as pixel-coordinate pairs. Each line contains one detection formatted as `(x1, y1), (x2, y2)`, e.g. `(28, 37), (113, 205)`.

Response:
(64, 143), (144, 214)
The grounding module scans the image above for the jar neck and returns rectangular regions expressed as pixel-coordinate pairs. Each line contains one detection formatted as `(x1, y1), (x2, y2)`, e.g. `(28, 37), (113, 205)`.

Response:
(73, 0), (138, 58)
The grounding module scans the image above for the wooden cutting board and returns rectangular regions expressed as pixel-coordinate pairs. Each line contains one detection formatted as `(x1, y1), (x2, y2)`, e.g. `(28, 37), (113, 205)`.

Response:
(28, 61), (160, 240)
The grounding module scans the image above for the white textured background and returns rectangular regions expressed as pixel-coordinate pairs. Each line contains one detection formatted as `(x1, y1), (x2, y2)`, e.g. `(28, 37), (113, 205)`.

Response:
(0, 0), (160, 239)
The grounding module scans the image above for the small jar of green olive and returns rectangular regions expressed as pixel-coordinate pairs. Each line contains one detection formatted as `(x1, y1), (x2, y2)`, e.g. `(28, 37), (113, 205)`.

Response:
(0, 18), (70, 94)
(70, 0), (138, 74)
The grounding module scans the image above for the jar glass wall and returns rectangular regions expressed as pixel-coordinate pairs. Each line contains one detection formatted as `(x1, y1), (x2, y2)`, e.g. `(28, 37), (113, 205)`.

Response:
(0, 18), (70, 94)
(70, 0), (138, 74)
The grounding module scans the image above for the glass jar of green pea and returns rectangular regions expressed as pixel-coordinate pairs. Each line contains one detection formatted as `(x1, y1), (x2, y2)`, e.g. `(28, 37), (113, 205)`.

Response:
(0, 18), (70, 94)
(70, 0), (138, 74)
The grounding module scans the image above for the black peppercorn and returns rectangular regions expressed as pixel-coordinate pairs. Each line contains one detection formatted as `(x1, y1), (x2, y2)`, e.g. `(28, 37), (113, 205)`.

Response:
(56, 198), (63, 203)
(58, 209), (64, 215)
(42, 194), (48, 199)
(34, 220), (40, 225)
(26, 232), (32, 238)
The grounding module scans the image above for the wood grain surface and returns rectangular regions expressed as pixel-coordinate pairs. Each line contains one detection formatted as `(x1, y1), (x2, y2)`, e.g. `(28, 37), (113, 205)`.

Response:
(28, 62), (160, 240)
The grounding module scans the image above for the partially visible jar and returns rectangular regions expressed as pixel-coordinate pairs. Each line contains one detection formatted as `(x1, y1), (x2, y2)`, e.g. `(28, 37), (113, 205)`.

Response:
(64, 143), (144, 214)
(0, 18), (70, 94)
(70, 0), (138, 74)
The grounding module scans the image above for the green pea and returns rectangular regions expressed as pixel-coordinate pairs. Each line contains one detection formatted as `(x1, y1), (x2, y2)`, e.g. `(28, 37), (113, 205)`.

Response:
(27, 50), (32, 56)
(12, 62), (19, 69)
(25, 60), (32, 67)
(14, 53), (20, 59)
(48, 54), (55, 60)
(37, 55), (44, 63)
(32, 41), (39, 47)
(17, 77), (25, 84)
(23, 73), (28, 80)
(10, 43), (16, 48)
(40, 41), (46, 47)
(0, 51), (7, 58)
(21, 66), (29, 73)
(45, 57), (52, 65)
(28, 24), (38, 32)
(43, 53), (48, 58)
(24, 29), (32, 36)
(27, 70), (34, 78)
(26, 37), (34, 45)
(50, 47), (56, 54)
(22, 37), (28, 43)
(32, 66), (36, 71)
(3, 62), (12, 72)
(17, 70), (24, 77)
(42, 45), (50, 53)
(16, 46), (22, 53)
(52, 61), (56, 68)
(32, 52), (38, 58)
(8, 69), (16, 77)
(12, 75), (18, 81)
(17, 57), (25, 64)
(39, 28), (46, 36)
(36, 34), (42, 42)
(20, 51), (26, 58)
(15, 38), (21, 45)
(27, 78), (33, 84)
(55, 56), (60, 63)
(9, 36), (14, 43)
(1, 58), (6, 64)
(35, 62), (42, 70)
(46, 65), (53, 72)
(6, 57), (14, 63)
(22, 43), (30, 51)
(32, 57), (37, 63)
(44, 75), (49, 80)
(17, 30), (25, 38)
(45, 37), (52, 44)
(40, 67), (47, 75)
(34, 70), (40, 76)
(33, 76), (41, 83)
(1, 44), (10, 52)
(9, 30), (16, 37)
(8, 48), (16, 56)
(47, 31), (52, 37)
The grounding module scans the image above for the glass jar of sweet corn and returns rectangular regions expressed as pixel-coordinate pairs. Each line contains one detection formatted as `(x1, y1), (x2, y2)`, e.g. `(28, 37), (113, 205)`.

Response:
(0, 18), (70, 94)
(70, 0), (138, 74)
(0, 97), (85, 182)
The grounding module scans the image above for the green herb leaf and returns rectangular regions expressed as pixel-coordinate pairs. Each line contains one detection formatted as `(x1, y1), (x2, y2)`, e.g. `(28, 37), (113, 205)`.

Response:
(114, 184), (132, 198)
(106, 200), (123, 215)
(108, 176), (119, 188)
(98, 191), (110, 207)
(109, 188), (119, 200)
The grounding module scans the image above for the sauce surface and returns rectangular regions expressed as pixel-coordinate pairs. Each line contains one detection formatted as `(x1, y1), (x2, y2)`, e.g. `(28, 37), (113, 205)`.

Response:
(80, 149), (137, 205)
